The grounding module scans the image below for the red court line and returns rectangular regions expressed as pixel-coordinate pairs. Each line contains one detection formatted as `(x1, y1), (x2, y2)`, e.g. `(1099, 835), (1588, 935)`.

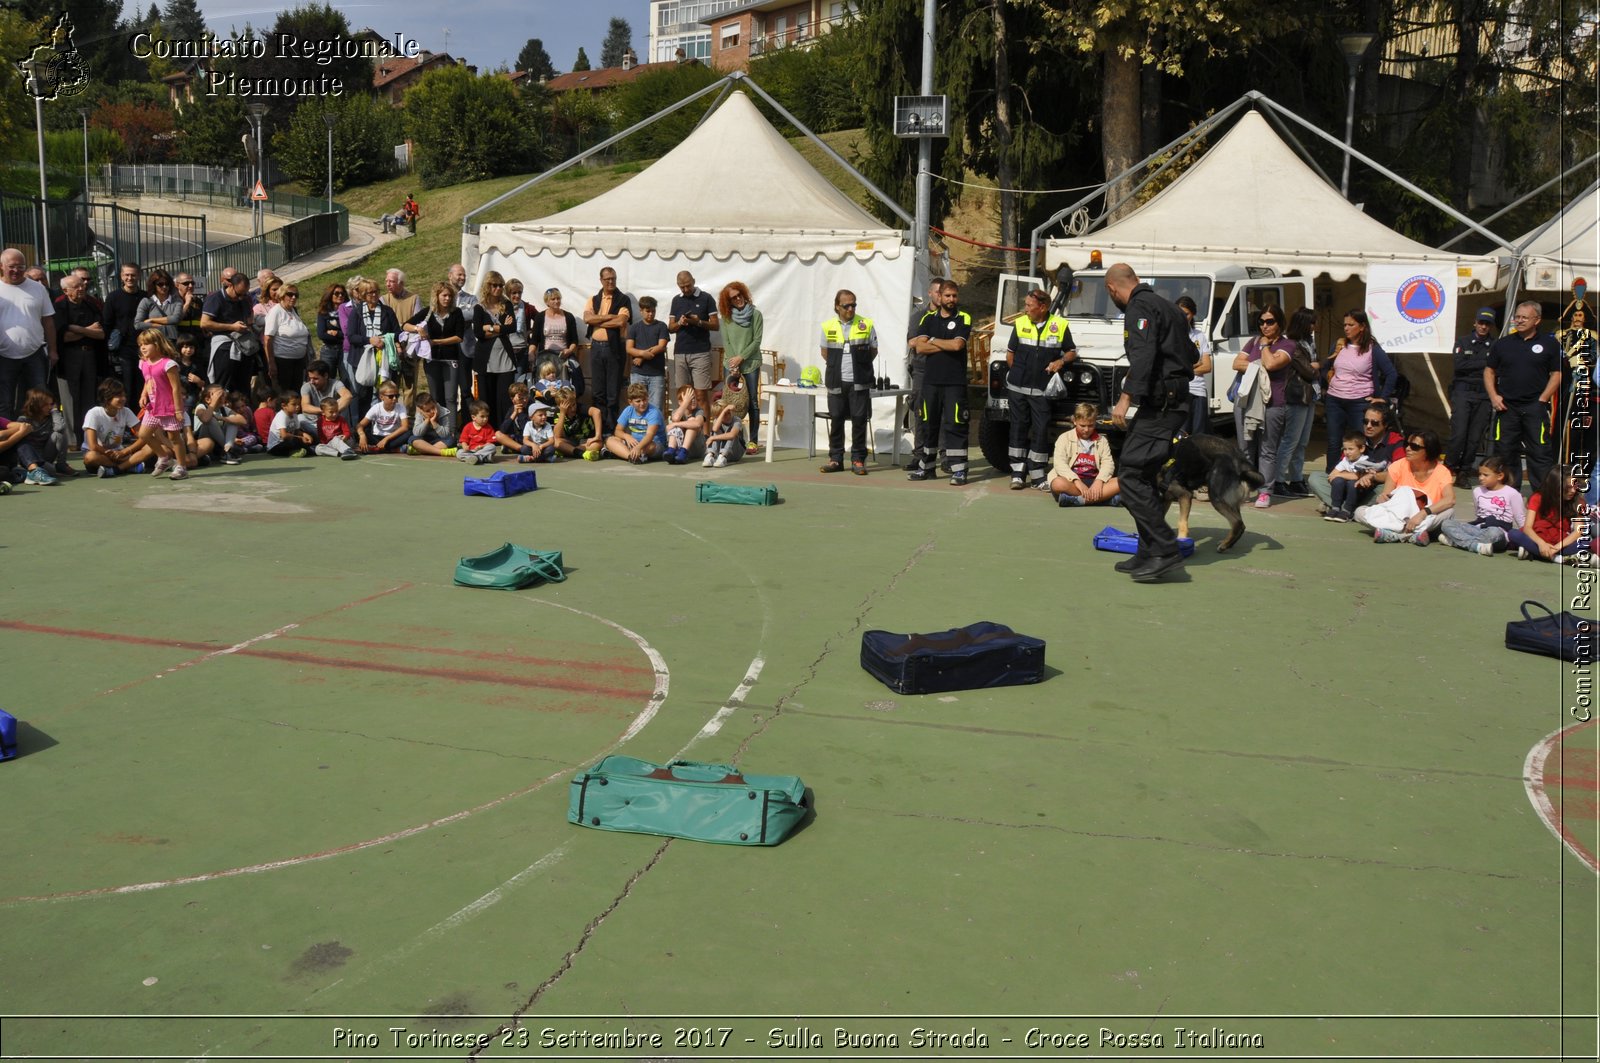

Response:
(244, 647), (645, 701)
(1524, 718), (1600, 875)
(1545, 775), (1600, 793)
(0, 621), (214, 652)
(284, 634), (655, 675)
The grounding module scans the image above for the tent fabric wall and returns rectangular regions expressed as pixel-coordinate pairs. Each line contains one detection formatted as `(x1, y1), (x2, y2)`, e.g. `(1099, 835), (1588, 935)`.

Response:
(1503, 181), (1599, 292)
(466, 88), (916, 453)
(1044, 111), (1500, 289)
(472, 248), (915, 450)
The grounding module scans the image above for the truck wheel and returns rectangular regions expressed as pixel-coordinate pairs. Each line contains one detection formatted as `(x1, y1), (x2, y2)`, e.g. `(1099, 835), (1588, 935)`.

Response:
(977, 410), (1011, 472)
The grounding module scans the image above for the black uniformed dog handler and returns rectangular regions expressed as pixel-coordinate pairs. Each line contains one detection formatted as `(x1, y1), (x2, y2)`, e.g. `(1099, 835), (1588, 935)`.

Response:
(1105, 263), (1197, 583)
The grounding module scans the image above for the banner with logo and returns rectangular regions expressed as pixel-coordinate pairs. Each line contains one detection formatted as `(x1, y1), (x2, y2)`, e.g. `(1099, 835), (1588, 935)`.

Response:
(1364, 266), (1456, 352)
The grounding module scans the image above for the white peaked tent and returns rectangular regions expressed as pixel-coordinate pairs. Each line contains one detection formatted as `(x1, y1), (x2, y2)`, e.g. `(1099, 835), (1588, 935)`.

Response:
(1504, 180), (1600, 292)
(1045, 110), (1500, 288)
(471, 91), (914, 449)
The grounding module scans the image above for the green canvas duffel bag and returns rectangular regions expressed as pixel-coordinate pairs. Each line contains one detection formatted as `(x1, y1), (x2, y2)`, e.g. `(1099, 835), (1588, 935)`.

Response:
(695, 481), (778, 506)
(567, 756), (808, 846)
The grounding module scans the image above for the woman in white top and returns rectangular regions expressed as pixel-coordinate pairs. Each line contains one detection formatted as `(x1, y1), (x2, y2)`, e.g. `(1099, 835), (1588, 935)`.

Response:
(263, 284), (313, 393)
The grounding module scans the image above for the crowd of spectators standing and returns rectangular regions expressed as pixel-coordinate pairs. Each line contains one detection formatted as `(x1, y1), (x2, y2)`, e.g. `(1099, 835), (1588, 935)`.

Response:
(0, 246), (1591, 567)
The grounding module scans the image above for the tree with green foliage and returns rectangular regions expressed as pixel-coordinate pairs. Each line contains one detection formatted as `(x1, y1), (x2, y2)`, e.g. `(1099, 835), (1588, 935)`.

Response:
(0, 9), (42, 184)
(91, 100), (175, 163)
(600, 18), (633, 68)
(272, 95), (402, 191)
(14, 0), (134, 83)
(516, 38), (556, 80)
(160, 0), (206, 41)
(747, 26), (866, 135)
(404, 64), (540, 186)
(545, 88), (613, 157)
(609, 62), (721, 159)
(573, 47), (591, 71)
(232, 3), (374, 126)
(172, 95), (247, 166)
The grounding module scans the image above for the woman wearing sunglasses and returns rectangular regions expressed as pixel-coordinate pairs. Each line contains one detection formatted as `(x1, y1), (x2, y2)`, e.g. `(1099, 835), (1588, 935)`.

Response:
(1353, 428), (1456, 544)
(1230, 303), (1293, 510)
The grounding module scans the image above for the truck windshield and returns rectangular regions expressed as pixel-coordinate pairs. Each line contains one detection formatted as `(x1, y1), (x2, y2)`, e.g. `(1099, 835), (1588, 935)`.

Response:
(1066, 276), (1213, 321)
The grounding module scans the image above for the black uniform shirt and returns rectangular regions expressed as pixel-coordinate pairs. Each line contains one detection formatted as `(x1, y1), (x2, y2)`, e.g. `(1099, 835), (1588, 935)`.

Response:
(915, 308), (972, 387)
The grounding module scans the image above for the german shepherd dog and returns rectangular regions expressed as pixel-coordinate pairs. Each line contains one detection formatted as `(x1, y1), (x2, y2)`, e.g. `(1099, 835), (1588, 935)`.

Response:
(1159, 434), (1265, 551)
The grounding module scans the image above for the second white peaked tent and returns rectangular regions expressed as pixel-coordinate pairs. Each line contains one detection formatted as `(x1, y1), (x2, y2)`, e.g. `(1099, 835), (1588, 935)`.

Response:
(473, 91), (914, 449)
(1504, 179), (1599, 293)
(1046, 110), (1500, 289)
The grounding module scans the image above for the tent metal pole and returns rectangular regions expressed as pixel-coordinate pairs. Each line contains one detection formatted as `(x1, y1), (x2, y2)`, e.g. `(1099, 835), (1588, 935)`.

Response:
(690, 81), (735, 134)
(462, 76), (735, 232)
(1028, 95), (1255, 268)
(1438, 160), (1598, 250)
(1254, 94), (1510, 248)
(733, 72), (914, 226)
(1258, 108), (1339, 189)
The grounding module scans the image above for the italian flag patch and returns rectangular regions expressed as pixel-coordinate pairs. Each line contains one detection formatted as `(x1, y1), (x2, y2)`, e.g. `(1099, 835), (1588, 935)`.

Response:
(1136, 317), (1148, 329)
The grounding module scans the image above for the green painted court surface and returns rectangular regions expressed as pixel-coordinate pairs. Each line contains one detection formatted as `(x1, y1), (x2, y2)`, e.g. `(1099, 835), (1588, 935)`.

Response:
(1, 450), (1595, 1061)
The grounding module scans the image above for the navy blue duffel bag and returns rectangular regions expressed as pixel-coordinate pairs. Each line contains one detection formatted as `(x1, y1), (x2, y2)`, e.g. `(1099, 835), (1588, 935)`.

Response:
(861, 621), (1046, 694)
(1505, 600), (1595, 663)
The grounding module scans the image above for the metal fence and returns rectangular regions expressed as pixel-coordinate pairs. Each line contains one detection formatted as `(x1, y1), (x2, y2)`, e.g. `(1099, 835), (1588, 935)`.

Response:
(88, 173), (344, 223)
(2, 188), (349, 295)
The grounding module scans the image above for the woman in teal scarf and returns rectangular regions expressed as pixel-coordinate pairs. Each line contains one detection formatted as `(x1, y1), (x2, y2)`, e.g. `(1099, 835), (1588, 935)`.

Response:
(719, 281), (763, 453)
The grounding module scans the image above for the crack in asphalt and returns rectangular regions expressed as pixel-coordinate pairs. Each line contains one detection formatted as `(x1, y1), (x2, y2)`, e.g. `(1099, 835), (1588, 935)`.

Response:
(469, 506), (953, 1048)
(858, 805), (1552, 882)
(469, 838), (675, 1059)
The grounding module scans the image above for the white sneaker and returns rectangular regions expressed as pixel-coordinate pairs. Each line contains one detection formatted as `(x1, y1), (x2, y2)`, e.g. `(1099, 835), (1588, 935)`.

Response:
(151, 457), (174, 476)
(169, 465), (188, 480)
(1476, 542), (1495, 556)
(713, 454), (728, 468)
(1254, 492), (1271, 509)
(703, 452), (716, 467)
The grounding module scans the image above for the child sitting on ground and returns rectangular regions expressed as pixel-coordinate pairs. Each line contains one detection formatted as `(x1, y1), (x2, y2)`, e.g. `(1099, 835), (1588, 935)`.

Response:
(1049, 403), (1118, 507)
(494, 381), (532, 455)
(82, 378), (152, 477)
(605, 382), (663, 463)
(252, 385), (278, 447)
(230, 390), (263, 451)
(15, 388), (75, 482)
(519, 401), (558, 463)
(1323, 430), (1388, 523)
(193, 384), (248, 466)
(552, 386), (603, 461)
(1437, 456), (1524, 556)
(267, 391), (315, 456)
(661, 384), (704, 465)
(315, 398), (359, 459)
(1508, 465), (1585, 563)
(408, 393), (456, 456)
(456, 401), (498, 464)
(358, 383), (411, 453)
(701, 377), (748, 468)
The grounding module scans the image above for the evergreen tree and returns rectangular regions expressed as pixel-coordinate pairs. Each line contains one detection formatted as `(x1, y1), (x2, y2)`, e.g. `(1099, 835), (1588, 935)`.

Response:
(572, 47), (590, 71)
(144, 3), (159, 28)
(161, 0), (205, 39)
(233, 4), (374, 126)
(515, 37), (555, 79)
(600, 17), (632, 68)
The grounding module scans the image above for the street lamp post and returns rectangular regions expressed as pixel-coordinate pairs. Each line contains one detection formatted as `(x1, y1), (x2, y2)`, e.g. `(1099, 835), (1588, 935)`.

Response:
(246, 103), (267, 238)
(1338, 31), (1377, 198)
(79, 109), (90, 194)
(19, 59), (52, 281)
(323, 112), (336, 214)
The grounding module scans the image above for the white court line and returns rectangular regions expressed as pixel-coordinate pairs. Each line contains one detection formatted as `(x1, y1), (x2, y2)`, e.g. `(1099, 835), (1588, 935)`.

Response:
(679, 657), (766, 756)
(1523, 719), (1600, 875)
(151, 622), (298, 682)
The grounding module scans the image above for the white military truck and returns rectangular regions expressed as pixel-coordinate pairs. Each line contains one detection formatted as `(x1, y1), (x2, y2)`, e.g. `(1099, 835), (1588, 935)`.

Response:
(970, 265), (1313, 470)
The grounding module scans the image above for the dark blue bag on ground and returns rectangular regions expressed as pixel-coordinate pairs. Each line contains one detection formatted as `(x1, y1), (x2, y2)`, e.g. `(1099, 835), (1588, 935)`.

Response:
(463, 470), (537, 498)
(861, 621), (1046, 694)
(1092, 525), (1196, 558)
(0, 708), (18, 761)
(1505, 601), (1595, 663)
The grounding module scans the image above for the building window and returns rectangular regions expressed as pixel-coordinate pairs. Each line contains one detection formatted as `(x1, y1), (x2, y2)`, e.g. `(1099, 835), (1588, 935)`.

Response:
(719, 23), (740, 48)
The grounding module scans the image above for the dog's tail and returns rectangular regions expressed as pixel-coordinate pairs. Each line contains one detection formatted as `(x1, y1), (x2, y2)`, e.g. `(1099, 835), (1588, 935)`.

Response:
(1240, 466), (1267, 490)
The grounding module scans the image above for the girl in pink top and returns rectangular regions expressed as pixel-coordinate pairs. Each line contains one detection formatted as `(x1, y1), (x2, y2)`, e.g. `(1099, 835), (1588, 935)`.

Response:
(136, 328), (193, 480)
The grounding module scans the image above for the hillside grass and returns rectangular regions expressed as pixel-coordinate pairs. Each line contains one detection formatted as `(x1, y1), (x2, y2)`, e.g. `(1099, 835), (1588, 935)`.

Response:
(291, 129), (883, 309)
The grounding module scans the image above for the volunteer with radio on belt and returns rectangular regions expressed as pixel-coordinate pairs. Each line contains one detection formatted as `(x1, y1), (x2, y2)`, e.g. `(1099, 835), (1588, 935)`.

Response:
(907, 278), (973, 486)
(819, 290), (877, 475)
(1106, 263), (1195, 583)
(1005, 288), (1075, 489)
